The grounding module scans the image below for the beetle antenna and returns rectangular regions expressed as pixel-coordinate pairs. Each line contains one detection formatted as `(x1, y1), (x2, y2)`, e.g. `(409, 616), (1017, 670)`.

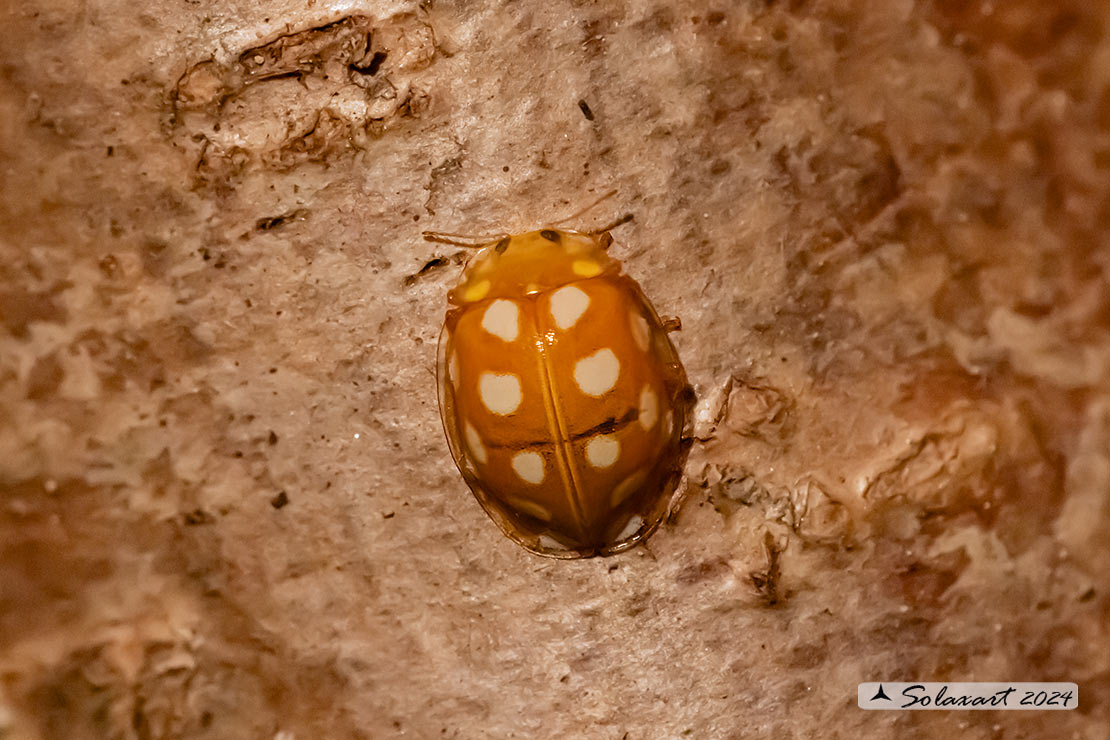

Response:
(422, 230), (506, 248)
(548, 189), (621, 228)
(585, 212), (633, 236)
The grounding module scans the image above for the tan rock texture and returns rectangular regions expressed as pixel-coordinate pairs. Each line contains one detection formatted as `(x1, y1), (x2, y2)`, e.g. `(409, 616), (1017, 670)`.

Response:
(2, 0), (1109, 737)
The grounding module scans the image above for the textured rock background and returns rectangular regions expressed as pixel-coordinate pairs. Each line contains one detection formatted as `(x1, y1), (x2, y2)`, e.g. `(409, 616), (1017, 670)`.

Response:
(2, 0), (1109, 737)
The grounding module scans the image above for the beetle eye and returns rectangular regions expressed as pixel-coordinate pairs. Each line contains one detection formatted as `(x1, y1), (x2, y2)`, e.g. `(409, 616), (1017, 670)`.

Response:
(494, 237), (511, 254)
(539, 230), (561, 243)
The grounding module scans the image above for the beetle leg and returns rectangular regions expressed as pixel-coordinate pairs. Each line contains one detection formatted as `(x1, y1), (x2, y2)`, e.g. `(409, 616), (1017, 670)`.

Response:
(665, 474), (692, 525)
(662, 316), (682, 332)
(402, 251), (469, 287)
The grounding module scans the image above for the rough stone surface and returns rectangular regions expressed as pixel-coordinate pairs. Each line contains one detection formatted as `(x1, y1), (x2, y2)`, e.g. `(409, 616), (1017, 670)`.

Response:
(2, 0), (1109, 738)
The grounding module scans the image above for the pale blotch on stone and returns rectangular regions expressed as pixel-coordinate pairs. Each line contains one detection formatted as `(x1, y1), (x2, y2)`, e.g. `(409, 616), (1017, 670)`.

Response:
(630, 311), (650, 352)
(572, 259), (601, 277)
(481, 299), (519, 342)
(639, 386), (659, 431)
(479, 372), (522, 415)
(617, 515), (643, 541)
(586, 434), (620, 468)
(464, 422), (487, 464)
(464, 279), (491, 302)
(511, 451), (545, 485)
(574, 348), (620, 397)
(611, 470), (647, 507)
(549, 285), (590, 330)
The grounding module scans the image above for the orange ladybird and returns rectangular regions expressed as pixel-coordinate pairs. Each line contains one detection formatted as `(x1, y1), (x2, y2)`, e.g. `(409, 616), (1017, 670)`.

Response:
(431, 227), (693, 558)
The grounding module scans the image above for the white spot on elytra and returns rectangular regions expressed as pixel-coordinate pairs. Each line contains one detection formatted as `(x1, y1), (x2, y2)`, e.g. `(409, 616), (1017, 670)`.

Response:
(574, 348), (620, 397)
(538, 534), (566, 551)
(663, 409), (674, 437)
(611, 471), (647, 507)
(508, 495), (552, 521)
(481, 299), (519, 342)
(630, 312), (650, 352)
(464, 422), (487, 464)
(617, 515), (643, 541)
(549, 285), (590, 330)
(479, 372), (522, 415)
(639, 386), (658, 430)
(586, 435), (620, 468)
(511, 451), (545, 485)
(448, 351), (460, 390)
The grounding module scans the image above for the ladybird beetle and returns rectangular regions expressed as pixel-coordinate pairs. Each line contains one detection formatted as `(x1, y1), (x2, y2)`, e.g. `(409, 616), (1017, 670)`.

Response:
(430, 225), (693, 558)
